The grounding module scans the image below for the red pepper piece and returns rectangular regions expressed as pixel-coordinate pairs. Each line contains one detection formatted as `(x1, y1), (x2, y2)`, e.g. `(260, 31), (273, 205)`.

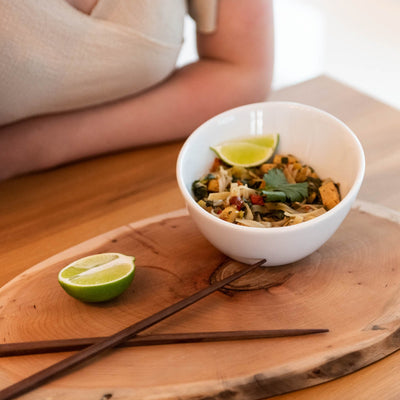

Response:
(210, 158), (223, 172)
(229, 196), (244, 210)
(250, 194), (265, 205)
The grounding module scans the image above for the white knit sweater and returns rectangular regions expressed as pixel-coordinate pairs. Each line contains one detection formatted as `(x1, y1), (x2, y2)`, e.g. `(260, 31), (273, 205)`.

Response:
(0, 0), (218, 125)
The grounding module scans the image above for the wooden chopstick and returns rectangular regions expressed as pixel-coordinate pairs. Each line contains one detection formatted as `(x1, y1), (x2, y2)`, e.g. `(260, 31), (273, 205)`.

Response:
(0, 328), (329, 357)
(0, 259), (265, 400)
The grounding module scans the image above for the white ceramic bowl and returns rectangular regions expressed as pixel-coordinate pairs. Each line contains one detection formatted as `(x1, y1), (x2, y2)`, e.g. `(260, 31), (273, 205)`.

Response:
(176, 101), (365, 266)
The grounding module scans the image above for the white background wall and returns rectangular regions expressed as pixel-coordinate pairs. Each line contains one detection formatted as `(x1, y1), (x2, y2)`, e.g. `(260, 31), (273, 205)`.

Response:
(178, 0), (400, 110)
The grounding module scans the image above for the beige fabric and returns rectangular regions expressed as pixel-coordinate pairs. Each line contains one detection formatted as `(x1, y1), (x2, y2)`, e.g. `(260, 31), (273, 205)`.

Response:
(188, 0), (218, 33)
(0, 0), (218, 125)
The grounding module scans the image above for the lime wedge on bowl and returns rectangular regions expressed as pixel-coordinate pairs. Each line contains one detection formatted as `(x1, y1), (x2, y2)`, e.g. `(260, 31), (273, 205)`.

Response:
(58, 253), (135, 302)
(239, 132), (279, 149)
(210, 133), (279, 167)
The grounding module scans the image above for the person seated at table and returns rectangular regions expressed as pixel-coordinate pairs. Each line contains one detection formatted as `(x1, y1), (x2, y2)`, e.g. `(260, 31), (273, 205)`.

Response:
(0, 0), (274, 180)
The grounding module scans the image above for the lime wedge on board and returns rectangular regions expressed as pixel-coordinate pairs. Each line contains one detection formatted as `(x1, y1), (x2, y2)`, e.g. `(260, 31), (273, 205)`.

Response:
(58, 253), (135, 302)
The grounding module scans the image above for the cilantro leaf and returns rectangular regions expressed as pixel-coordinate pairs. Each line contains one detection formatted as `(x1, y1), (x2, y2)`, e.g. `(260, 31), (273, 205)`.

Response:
(262, 168), (308, 202)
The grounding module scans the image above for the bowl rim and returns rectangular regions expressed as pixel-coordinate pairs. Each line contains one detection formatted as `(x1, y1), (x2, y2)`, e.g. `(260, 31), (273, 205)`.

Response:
(176, 101), (366, 234)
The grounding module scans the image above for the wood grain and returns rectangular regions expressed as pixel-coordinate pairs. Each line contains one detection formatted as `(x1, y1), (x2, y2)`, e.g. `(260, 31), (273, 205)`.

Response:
(0, 258), (265, 400)
(1, 76), (400, 399)
(0, 208), (399, 399)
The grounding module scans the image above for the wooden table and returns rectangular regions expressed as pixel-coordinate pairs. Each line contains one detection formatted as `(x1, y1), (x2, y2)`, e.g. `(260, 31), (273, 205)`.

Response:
(1, 76), (399, 399)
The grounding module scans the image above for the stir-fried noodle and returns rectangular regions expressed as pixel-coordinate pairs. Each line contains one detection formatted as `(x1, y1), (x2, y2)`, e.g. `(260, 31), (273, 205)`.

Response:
(192, 154), (341, 228)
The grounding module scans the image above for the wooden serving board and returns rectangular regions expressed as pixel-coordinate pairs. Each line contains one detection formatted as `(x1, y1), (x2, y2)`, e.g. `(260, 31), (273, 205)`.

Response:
(1, 203), (400, 400)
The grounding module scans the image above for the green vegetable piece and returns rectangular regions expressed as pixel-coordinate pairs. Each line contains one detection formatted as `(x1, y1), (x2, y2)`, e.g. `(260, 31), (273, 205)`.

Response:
(263, 210), (285, 220)
(202, 174), (216, 182)
(263, 168), (308, 202)
(192, 180), (208, 201)
(261, 190), (287, 202)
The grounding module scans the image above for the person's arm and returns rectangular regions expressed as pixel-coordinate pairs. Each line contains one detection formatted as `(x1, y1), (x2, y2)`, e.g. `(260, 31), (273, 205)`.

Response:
(0, 0), (274, 180)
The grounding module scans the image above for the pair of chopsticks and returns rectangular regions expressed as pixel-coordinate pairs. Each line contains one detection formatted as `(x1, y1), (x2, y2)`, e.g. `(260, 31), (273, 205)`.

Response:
(0, 259), (328, 400)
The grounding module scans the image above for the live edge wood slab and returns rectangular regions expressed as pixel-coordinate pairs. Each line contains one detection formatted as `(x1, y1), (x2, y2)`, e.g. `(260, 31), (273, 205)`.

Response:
(1, 205), (399, 400)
